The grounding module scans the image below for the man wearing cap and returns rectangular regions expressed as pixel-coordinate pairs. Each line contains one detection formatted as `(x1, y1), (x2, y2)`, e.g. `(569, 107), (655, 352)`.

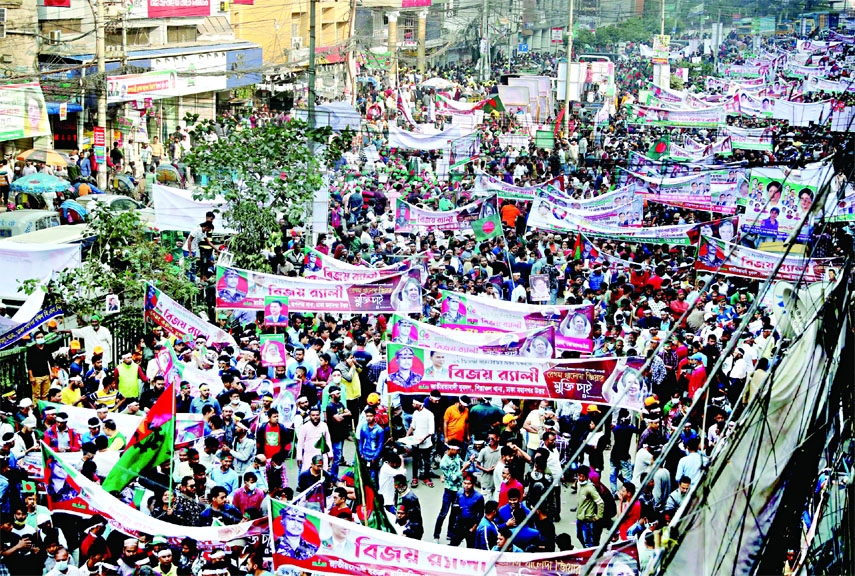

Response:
(11, 415), (38, 460)
(392, 474), (423, 539)
(687, 353), (708, 399)
(45, 412), (82, 453)
(297, 454), (335, 506)
(153, 546), (177, 576)
(26, 331), (54, 402)
(69, 315), (113, 366)
(114, 352), (148, 400)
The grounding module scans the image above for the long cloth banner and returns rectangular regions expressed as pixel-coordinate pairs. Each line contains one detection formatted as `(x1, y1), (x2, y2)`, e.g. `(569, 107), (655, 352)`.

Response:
(558, 215), (738, 246)
(302, 247), (419, 283)
(0, 304), (62, 350)
(151, 184), (234, 233)
(527, 196), (645, 231)
(624, 171), (713, 210)
(539, 185), (635, 212)
(394, 196), (498, 234)
(388, 313), (557, 358)
(804, 76), (855, 94)
(145, 283), (237, 347)
(46, 445), (268, 544)
(721, 126), (774, 151)
(271, 500), (642, 576)
(694, 236), (837, 283)
(386, 343), (646, 405)
(388, 125), (461, 151)
(629, 104), (725, 127)
(215, 265), (423, 314)
(436, 290), (594, 353)
(472, 173), (565, 200)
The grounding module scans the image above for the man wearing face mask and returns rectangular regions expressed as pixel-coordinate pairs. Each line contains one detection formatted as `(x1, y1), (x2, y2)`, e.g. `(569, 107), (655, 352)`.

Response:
(231, 472), (264, 517)
(27, 331), (54, 402)
(46, 546), (82, 576)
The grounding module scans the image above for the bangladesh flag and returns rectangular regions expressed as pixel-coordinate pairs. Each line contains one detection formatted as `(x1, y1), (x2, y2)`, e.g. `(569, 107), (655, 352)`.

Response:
(101, 347), (178, 493)
(352, 448), (396, 532)
(480, 95), (505, 114)
(647, 134), (670, 160)
(42, 442), (97, 516)
(472, 214), (503, 241)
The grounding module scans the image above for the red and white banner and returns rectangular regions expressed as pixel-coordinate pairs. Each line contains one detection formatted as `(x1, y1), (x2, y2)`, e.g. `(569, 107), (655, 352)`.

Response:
(694, 236), (837, 283)
(148, 0), (210, 18)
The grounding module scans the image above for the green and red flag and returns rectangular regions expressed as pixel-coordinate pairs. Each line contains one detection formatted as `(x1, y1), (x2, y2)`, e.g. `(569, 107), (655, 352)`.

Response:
(472, 214), (503, 241)
(480, 94), (505, 114)
(647, 134), (670, 160)
(101, 346), (178, 493)
(352, 448), (396, 532)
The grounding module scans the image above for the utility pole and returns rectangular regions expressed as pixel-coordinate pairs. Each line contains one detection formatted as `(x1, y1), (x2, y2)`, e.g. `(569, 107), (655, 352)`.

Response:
(661, 0), (666, 35)
(308, 0), (317, 136)
(563, 0), (575, 133)
(480, 0), (490, 82)
(95, 0), (107, 190)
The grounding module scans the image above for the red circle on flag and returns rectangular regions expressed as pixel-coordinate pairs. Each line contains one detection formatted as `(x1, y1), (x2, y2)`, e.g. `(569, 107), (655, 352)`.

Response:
(482, 220), (496, 235)
(655, 142), (667, 153)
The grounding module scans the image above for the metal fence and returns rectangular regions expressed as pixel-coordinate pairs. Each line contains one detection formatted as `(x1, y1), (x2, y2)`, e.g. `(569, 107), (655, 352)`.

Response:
(0, 308), (145, 399)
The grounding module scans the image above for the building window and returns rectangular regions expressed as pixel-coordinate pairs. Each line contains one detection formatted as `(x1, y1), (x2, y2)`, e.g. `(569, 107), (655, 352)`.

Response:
(167, 26), (198, 44)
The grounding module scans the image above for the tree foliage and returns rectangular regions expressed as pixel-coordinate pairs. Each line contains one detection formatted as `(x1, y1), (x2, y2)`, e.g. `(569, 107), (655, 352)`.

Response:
(21, 205), (197, 319)
(184, 118), (352, 271)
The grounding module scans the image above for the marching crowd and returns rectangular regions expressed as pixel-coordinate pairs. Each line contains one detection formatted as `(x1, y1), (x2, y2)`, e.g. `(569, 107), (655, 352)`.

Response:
(1, 23), (854, 576)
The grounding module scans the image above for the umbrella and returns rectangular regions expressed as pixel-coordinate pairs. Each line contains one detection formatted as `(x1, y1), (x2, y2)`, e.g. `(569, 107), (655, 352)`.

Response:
(156, 164), (181, 185)
(10, 172), (72, 194)
(422, 77), (454, 89)
(16, 149), (70, 166)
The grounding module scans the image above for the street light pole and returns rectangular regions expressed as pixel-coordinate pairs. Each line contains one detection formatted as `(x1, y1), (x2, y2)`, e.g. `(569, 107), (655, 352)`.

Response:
(661, 0), (666, 35)
(563, 0), (575, 133)
(308, 0), (317, 135)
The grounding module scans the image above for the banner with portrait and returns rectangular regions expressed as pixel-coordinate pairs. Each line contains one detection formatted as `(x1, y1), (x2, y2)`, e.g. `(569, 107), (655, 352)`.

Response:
(145, 283), (237, 347)
(215, 266), (423, 314)
(624, 171), (712, 211)
(388, 314), (557, 359)
(538, 185), (636, 213)
(526, 196), (644, 232)
(301, 248), (421, 283)
(394, 195), (498, 234)
(386, 343), (646, 406)
(741, 165), (833, 241)
(271, 501), (641, 576)
(694, 236), (835, 283)
(0, 82), (52, 142)
(260, 334), (287, 367)
(435, 291), (594, 353)
(559, 216), (736, 247)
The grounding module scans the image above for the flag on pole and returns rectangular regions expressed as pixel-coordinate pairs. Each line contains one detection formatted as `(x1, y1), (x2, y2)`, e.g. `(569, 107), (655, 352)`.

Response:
(397, 92), (419, 128)
(352, 448), (396, 532)
(101, 346), (178, 493)
(554, 106), (566, 137)
(647, 134), (671, 160)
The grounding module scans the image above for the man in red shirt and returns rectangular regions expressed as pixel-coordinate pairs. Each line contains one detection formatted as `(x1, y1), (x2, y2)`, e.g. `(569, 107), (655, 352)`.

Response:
(328, 487), (353, 520)
(231, 472), (264, 516)
(687, 354), (707, 399)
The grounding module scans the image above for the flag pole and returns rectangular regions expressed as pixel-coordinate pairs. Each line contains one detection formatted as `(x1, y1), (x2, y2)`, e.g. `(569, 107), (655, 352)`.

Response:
(168, 358), (176, 506)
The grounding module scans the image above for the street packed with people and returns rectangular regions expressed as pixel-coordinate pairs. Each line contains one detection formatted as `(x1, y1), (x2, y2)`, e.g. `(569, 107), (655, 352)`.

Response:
(0, 21), (854, 576)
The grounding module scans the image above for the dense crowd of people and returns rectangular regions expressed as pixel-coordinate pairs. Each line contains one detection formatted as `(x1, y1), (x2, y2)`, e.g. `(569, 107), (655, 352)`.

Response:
(0, 23), (853, 576)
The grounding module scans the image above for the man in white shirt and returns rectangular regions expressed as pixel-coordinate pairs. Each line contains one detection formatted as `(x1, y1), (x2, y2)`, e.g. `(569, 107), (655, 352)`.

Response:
(407, 397), (435, 484)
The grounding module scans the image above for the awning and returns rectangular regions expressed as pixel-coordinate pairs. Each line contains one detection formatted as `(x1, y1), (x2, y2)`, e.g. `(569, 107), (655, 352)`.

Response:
(46, 102), (83, 116)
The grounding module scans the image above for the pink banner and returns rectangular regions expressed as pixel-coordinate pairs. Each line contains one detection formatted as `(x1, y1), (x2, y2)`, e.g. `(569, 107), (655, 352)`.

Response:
(148, 0), (210, 18)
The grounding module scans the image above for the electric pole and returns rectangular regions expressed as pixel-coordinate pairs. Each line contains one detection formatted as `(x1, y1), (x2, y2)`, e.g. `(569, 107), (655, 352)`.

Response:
(563, 0), (575, 133)
(96, 0), (107, 190)
(480, 0), (490, 81)
(661, 0), (666, 35)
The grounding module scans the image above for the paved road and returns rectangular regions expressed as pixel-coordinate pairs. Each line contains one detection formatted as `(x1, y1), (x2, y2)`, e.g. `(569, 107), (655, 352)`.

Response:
(285, 438), (620, 550)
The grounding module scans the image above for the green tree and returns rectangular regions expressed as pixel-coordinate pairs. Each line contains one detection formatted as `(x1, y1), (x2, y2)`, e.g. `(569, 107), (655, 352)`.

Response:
(21, 205), (197, 321)
(184, 118), (351, 271)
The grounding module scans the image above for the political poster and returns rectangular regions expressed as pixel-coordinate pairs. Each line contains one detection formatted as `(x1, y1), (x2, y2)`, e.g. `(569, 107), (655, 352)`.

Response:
(260, 334), (287, 367)
(741, 165), (832, 241)
(263, 296), (289, 328)
(436, 291), (594, 353)
(215, 266), (423, 314)
(271, 501), (642, 576)
(145, 283), (237, 347)
(387, 343), (647, 407)
(625, 172), (713, 210)
(394, 195), (498, 234)
(529, 274), (550, 301)
(694, 236), (835, 283)
(388, 314), (557, 358)
(0, 83), (52, 142)
(302, 247), (420, 283)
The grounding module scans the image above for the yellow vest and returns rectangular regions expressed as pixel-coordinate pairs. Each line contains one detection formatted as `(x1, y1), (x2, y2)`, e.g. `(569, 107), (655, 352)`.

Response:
(117, 362), (140, 399)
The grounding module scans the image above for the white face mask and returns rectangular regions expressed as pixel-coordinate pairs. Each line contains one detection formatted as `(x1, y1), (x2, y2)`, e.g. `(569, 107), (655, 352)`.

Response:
(332, 375), (342, 384)
(55, 561), (69, 572)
